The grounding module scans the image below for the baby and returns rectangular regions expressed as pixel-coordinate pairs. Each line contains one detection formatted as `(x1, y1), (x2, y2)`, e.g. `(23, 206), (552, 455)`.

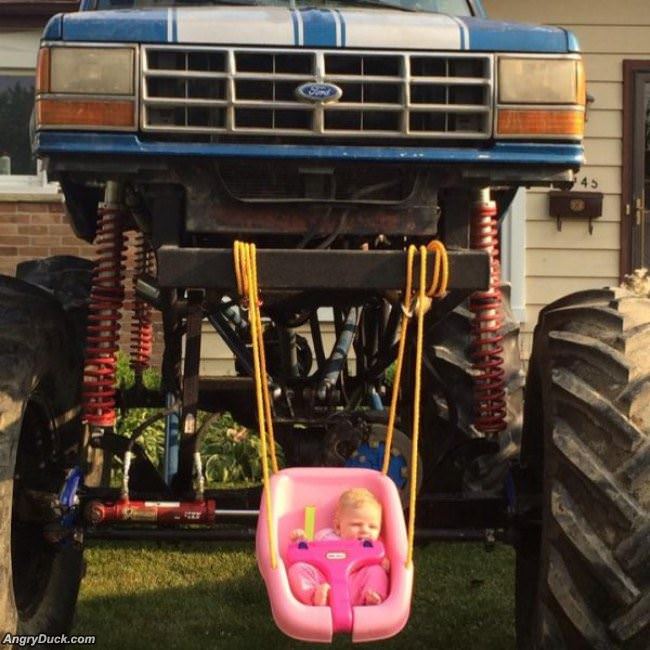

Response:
(287, 487), (390, 607)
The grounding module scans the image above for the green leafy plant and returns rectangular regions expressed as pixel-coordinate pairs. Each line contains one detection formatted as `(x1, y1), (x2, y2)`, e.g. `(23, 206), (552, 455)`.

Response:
(384, 361), (396, 387)
(115, 407), (166, 469)
(114, 353), (281, 485)
(199, 412), (283, 484)
(116, 351), (161, 391)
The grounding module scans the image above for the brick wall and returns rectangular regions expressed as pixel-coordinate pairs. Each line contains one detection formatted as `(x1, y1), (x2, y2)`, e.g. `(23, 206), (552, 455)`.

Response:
(0, 196), (163, 367)
(0, 198), (94, 277)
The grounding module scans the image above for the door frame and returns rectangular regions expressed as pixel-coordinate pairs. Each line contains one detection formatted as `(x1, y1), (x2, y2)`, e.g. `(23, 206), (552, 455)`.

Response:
(622, 60), (650, 276)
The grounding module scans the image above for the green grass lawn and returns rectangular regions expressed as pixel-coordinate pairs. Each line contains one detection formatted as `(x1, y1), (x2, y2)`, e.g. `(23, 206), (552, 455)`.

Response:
(73, 541), (515, 649)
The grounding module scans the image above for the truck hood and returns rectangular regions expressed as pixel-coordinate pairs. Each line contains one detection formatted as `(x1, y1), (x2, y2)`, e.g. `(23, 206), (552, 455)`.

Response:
(45, 6), (577, 53)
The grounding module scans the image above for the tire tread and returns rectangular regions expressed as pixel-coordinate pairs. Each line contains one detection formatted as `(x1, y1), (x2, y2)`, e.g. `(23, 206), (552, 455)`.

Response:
(532, 289), (650, 648)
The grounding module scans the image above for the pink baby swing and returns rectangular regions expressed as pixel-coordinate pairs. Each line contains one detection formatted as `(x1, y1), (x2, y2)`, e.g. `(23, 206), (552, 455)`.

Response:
(257, 467), (412, 643)
(233, 241), (448, 643)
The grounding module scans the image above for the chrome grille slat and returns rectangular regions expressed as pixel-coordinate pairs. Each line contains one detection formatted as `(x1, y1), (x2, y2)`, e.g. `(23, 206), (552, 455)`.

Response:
(410, 77), (490, 85)
(409, 105), (491, 113)
(146, 99), (315, 110)
(146, 98), (230, 106)
(321, 103), (404, 111)
(324, 76), (405, 83)
(141, 46), (493, 139)
(226, 50), (235, 131)
(234, 102), (312, 109)
(236, 73), (315, 80)
(146, 70), (230, 79)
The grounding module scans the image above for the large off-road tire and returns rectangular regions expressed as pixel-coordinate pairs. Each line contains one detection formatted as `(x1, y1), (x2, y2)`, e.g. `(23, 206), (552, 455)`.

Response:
(517, 286), (650, 649)
(0, 274), (85, 640)
(416, 286), (525, 493)
(16, 255), (93, 352)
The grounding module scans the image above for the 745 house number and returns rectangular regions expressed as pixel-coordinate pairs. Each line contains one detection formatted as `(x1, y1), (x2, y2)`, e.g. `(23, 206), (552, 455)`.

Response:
(577, 176), (599, 189)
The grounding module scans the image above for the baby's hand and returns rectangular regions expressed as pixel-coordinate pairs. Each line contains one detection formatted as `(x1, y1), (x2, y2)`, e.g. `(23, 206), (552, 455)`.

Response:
(290, 528), (307, 542)
(363, 589), (383, 606)
(381, 557), (390, 572)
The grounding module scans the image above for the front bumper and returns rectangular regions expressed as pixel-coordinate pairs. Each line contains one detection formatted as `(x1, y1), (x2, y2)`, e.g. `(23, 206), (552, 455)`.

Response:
(36, 131), (582, 185)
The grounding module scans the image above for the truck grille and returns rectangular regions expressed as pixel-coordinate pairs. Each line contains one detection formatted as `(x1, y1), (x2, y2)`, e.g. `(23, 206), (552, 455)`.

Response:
(141, 46), (493, 139)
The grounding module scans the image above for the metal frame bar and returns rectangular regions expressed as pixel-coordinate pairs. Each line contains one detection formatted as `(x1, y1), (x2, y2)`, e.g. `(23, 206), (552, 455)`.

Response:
(156, 247), (489, 291)
(79, 489), (509, 540)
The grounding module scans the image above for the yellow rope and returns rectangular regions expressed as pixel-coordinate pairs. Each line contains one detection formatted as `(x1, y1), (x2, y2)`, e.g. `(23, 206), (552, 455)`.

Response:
(426, 240), (449, 298)
(249, 244), (279, 474)
(233, 241), (247, 298)
(234, 239), (449, 571)
(234, 241), (277, 569)
(381, 245), (415, 475)
(406, 246), (428, 566)
(379, 243), (449, 567)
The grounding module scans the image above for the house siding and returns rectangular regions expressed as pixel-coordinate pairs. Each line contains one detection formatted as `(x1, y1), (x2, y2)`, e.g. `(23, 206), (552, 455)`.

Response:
(485, 0), (647, 357)
(200, 322), (343, 377)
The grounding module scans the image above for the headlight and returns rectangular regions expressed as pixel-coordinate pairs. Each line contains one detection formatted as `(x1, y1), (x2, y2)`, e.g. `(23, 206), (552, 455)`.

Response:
(50, 47), (135, 95)
(498, 57), (584, 104)
(496, 56), (585, 139)
(36, 46), (137, 130)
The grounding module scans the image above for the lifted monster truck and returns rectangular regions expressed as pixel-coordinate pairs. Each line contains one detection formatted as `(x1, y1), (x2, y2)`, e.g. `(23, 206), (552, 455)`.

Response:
(1, 0), (647, 647)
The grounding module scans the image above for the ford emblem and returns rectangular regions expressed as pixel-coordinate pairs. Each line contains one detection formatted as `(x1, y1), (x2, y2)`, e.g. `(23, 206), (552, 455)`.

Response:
(295, 82), (343, 104)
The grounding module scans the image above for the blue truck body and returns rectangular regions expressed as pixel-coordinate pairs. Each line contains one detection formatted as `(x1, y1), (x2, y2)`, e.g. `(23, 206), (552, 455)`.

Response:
(34, 1), (585, 173)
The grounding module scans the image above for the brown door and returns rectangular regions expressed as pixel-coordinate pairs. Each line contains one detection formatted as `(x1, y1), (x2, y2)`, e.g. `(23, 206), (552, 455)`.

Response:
(623, 63), (650, 274)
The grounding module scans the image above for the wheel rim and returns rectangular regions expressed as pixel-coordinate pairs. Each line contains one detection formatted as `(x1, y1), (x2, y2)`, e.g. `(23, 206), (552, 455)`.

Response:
(345, 424), (423, 507)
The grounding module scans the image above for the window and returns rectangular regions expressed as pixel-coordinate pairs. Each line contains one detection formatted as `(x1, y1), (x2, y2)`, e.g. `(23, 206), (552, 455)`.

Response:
(0, 29), (58, 196)
(0, 74), (35, 175)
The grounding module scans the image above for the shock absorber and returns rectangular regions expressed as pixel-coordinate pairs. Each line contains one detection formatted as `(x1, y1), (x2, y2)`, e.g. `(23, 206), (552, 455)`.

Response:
(130, 231), (154, 382)
(84, 498), (217, 527)
(82, 188), (126, 429)
(469, 189), (507, 435)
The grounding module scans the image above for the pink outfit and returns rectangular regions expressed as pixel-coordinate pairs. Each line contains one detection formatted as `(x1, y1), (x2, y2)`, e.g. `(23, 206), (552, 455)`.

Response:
(287, 528), (389, 606)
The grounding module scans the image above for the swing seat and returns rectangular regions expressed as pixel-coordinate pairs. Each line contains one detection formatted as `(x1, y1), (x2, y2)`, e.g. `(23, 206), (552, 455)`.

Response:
(256, 467), (413, 643)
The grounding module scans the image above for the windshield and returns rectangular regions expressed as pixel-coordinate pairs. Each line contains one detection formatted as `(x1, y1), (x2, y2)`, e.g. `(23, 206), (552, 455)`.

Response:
(92, 0), (473, 16)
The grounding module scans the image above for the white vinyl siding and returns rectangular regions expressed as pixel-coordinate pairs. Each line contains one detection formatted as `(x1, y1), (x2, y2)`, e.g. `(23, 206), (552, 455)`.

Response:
(1, 30), (41, 70)
(484, 0), (649, 357)
(200, 321), (342, 377)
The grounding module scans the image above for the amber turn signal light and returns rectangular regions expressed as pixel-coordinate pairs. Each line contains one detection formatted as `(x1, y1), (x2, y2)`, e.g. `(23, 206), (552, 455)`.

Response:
(496, 109), (585, 138)
(36, 98), (136, 128)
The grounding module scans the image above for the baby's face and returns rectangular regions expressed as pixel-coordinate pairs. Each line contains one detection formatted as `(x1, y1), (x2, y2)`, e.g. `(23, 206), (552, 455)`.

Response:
(336, 503), (381, 540)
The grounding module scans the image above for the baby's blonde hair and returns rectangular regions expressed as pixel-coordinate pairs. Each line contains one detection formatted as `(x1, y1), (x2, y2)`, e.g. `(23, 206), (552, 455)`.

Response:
(335, 488), (382, 517)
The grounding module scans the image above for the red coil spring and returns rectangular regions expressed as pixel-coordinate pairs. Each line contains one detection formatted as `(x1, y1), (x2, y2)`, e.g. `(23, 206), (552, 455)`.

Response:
(130, 232), (154, 376)
(82, 205), (126, 428)
(469, 198), (507, 435)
